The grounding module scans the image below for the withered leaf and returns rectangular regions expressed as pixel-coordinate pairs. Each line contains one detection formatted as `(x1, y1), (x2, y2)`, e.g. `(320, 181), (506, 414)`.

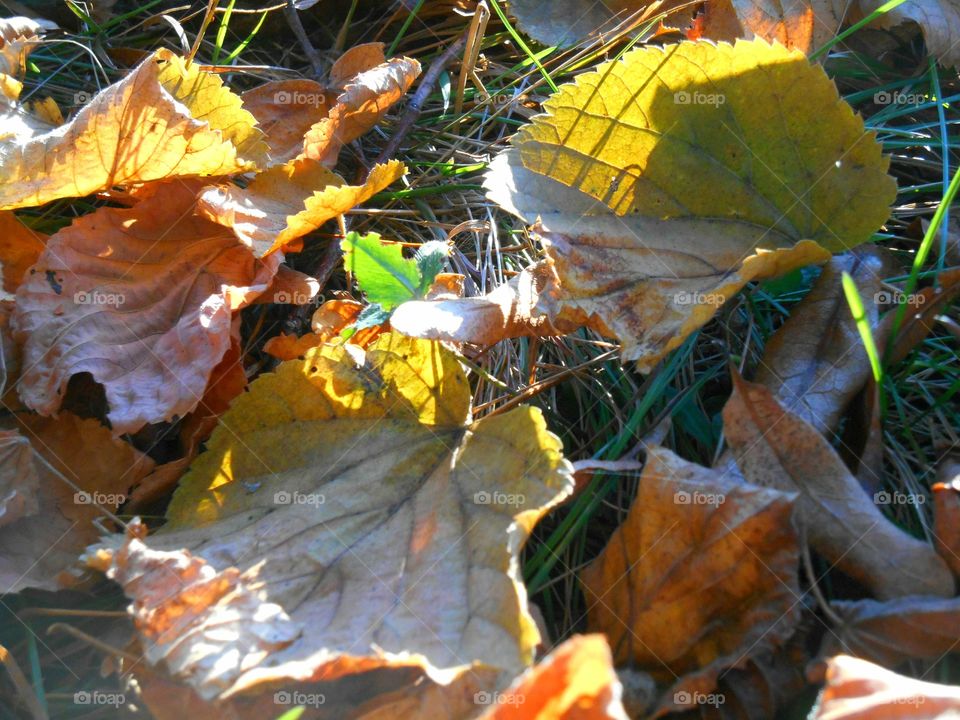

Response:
(722, 372), (954, 599)
(580, 446), (800, 712)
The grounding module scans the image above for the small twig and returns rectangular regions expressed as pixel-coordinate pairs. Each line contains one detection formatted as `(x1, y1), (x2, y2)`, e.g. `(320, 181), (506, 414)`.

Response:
(371, 31), (469, 169)
(284, 0), (324, 77)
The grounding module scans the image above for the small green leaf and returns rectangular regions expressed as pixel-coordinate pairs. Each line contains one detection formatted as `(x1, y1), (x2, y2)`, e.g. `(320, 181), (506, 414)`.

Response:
(341, 231), (420, 310)
(274, 707), (306, 720)
(354, 303), (392, 330)
(414, 240), (449, 295)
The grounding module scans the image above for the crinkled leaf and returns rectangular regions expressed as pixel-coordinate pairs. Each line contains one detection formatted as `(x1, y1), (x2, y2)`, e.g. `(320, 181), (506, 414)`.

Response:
(199, 158), (404, 257)
(722, 372), (954, 599)
(89, 334), (574, 700)
(12, 182), (279, 435)
(0, 412), (153, 592)
(0, 48), (267, 210)
(301, 55), (421, 166)
(485, 39), (895, 370)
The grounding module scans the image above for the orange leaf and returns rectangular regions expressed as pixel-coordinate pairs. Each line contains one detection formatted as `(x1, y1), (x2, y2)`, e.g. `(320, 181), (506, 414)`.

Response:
(0, 210), (45, 299)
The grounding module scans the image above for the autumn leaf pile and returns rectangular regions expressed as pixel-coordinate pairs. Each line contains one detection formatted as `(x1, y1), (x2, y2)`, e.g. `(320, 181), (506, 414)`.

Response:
(1, 6), (960, 720)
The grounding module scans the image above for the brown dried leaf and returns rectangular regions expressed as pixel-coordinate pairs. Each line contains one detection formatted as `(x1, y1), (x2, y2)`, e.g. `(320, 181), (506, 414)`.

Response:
(12, 182), (279, 435)
(240, 80), (333, 165)
(813, 655), (960, 720)
(0, 210), (45, 299)
(754, 248), (889, 434)
(198, 158), (404, 257)
(301, 55), (420, 166)
(722, 373), (954, 599)
(818, 595), (960, 669)
(262, 299), (382, 361)
(329, 42), (388, 89)
(506, 0), (658, 47)
(580, 446), (800, 712)
(932, 458), (960, 578)
(0, 429), (39, 527)
(0, 412), (153, 592)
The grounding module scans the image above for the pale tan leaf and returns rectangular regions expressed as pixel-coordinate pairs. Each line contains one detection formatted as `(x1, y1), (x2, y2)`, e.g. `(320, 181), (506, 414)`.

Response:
(198, 158), (404, 257)
(580, 446), (800, 711)
(329, 42), (388, 89)
(754, 248), (890, 434)
(0, 16), (51, 76)
(88, 334), (574, 700)
(12, 182), (280, 435)
(813, 655), (960, 720)
(0, 429), (38, 527)
(391, 261), (580, 345)
(0, 48), (267, 210)
(506, 0), (657, 47)
(722, 372), (954, 599)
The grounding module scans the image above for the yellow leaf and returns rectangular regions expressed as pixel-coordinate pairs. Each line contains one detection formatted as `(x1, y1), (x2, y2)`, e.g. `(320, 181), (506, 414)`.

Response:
(198, 158), (405, 257)
(91, 334), (573, 700)
(0, 48), (267, 210)
(486, 39), (896, 370)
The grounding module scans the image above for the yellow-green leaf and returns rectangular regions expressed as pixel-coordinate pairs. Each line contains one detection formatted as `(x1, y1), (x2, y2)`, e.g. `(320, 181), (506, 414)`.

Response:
(485, 39), (896, 370)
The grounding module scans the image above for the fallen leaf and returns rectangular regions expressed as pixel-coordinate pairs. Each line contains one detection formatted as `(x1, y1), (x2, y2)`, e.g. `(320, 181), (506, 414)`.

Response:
(754, 248), (889, 434)
(240, 80), (332, 165)
(301, 55), (420, 166)
(88, 334), (574, 700)
(0, 16), (51, 76)
(391, 261), (581, 346)
(0, 48), (267, 210)
(698, 0), (843, 53)
(722, 372), (954, 599)
(813, 655), (960, 720)
(0, 412), (153, 592)
(329, 42), (388, 89)
(263, 299), (382, 361)
(818, 595), (960, 669)
(12, 181), (280, 435)
(198, 158), (404, 257)
(878, 267), (960, 365)
(580, 446), (801, 711)
(505, 0), (658, 47)
(0, 429), (39, 527)
(475, 635), (629, 719)
(485, 40), (895, 371)
(932, 458), (960, 578)
(0, 210), (45, 299)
